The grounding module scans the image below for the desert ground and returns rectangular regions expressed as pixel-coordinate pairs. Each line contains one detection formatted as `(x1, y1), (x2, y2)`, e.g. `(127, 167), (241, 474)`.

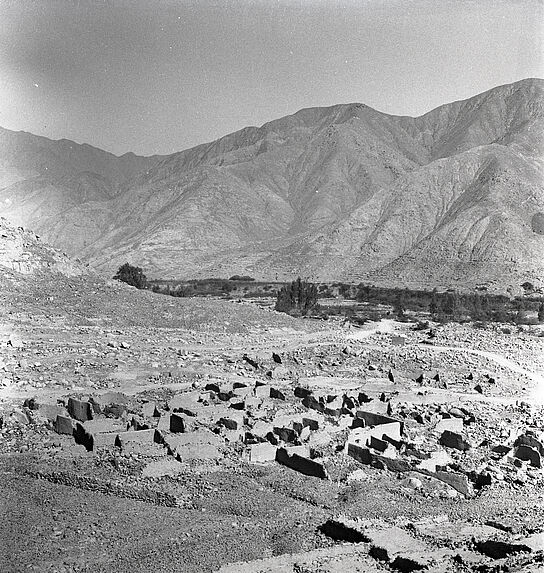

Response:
(1, 267), (544, 573)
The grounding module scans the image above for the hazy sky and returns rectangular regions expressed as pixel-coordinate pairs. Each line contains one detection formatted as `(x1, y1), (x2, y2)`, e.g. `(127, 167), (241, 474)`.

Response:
(1, 0), (542, 156)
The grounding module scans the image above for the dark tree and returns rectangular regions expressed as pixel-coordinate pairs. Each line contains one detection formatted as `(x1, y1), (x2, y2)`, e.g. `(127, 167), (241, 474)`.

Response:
(113, 263), (147, 289)
(275, 277), (318, 316)
(443, 290), (459, 317)
(471, 293), (483, 319)
(429, 288), (440, 316)
(538, 302), (544, 323)
(393, 292), (405, 318)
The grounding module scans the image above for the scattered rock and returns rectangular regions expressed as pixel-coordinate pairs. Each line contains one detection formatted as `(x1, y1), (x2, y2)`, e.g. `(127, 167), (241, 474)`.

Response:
(439, 430), (471, 451)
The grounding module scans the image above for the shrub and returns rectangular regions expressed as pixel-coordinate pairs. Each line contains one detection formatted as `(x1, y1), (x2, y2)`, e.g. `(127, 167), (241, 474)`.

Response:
(113, 263), (147, 289)
(275, 277), (319, 316)
(229, 275), (255, 281)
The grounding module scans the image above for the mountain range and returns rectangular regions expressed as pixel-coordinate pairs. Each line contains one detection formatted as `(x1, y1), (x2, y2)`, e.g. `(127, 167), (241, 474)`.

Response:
(0, 78), (543, 292)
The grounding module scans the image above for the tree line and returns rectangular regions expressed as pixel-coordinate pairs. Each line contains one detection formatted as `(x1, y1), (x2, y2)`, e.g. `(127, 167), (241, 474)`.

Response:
(112, 263), (544, 324)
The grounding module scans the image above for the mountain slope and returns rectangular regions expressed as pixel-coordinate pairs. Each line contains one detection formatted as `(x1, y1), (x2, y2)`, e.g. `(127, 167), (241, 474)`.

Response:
(0, 129), (165, 252)
(1, 78), (543, 292)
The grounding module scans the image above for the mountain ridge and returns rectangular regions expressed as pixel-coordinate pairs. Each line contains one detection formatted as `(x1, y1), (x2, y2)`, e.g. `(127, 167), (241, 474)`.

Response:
(0, 78), (543, 293)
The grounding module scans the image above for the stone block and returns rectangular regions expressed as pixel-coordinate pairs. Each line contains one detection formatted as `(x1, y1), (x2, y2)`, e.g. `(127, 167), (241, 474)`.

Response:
(228, 399), (246, 410)
(324, 396), (344, 417)
(355, 411), (404, 435)
(302, 395), (325, 413)
(163, 430), (223, 455)
(81, 418), (126, 449)
(276, 447), (328, 479)
(216, 386), (234, 401)
(434, 416), (463, 434)
(223, 429), (244, 443)
(93, 432), (119, 448)
(249, 442), (277, 463)
(83, 418), (126, 433)
(270, 387), (286, 400)
(55, 415), (74, 435)
(273, 426), (298, 443)
(243, 354), (259, 368)
(302, 416), (320, 431)
(369, 436), (397, 458)
(67, 398), (93, 422)
(347, 442), (372, 464)
(367, 526), (427, 561)
(514, 445), (541, 468)
(433, 470), (473, 497)
(254, 384), (271, 398)
(168, 391), (202, 416)
(416, 449), (453, 473)
(273, 413), (303, 431)
(250, 420), (274, 440)
(514, 433), (544, 456)
(342, 395), (358, 411)
(204, 382), (221, 393)
(169, 413), (186, 433)
(232, 386), (252, 398)
(157, 413), (171, 432)
(141, 401), (159, 418)
(284, 445), (310, 456)
(218, 412), (245, 430)
(37, 403), (69, 423)
(347, 442), (410, 472)
(270, 366), (289, 380)
(115, 429), (160, 449)
(73, 422), (94, 451)
(300, 426), (311, 441)
(318, 518), (369, 542)
(294, 386), (312, 399)
(475, 539), (531, 559)
(347, 423), (401, 446)
(439, 430), (471, 451)
(358, 399), (389, 415)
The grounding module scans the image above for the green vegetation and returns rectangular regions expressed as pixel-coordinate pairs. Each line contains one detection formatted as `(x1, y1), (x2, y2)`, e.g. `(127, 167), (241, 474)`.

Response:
(148, 277), (264, 298)
(113, 263), (147, 289)
(355, 284), (543, 324)
(147, 275), (544, 326)
(275, 277), (319, 316)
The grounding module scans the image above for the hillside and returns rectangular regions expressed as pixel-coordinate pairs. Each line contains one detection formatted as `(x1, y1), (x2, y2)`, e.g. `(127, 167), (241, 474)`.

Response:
(0, 78), (543, 292)
(0, 130), (164, 254)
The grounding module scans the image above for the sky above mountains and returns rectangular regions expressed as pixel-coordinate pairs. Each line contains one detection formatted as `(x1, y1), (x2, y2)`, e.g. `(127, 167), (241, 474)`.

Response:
(1, 0), (542, 156)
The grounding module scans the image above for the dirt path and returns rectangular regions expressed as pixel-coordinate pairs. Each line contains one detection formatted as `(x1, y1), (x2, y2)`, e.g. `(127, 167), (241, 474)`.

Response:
(419, 343), (544, 404)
